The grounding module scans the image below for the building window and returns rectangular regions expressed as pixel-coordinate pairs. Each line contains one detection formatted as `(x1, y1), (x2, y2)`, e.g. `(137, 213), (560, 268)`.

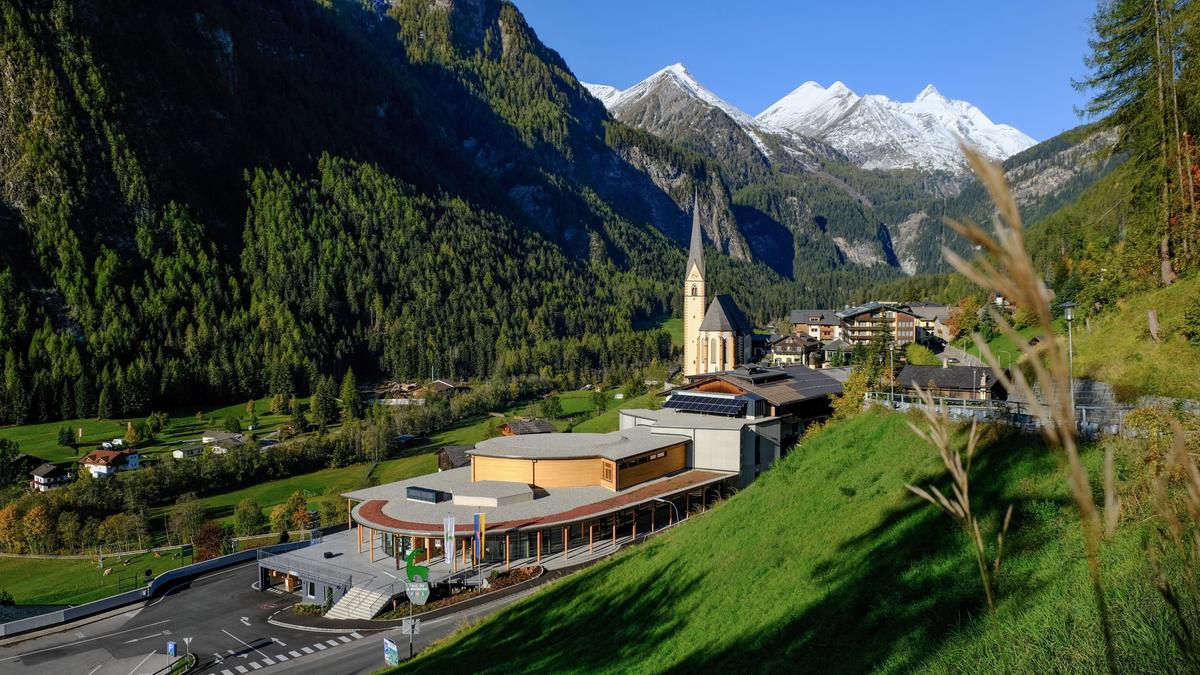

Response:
(691, 284), (698, 296)
(603, 463), (613, 481)
(308, 582), (315, 597)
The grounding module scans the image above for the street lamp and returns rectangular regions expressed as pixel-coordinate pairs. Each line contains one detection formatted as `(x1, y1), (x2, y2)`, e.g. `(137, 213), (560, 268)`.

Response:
(1059, 301), (1076, 414)
(889, 343), (896, 407)
(651, 497), (681, 526)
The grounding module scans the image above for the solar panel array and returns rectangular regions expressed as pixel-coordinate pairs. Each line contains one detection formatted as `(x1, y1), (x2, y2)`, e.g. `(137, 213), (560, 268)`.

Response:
(663, 393), (746, 417)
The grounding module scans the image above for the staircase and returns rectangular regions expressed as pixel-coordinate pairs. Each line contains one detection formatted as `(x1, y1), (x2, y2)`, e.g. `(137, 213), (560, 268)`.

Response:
(324, 586), (394, 620)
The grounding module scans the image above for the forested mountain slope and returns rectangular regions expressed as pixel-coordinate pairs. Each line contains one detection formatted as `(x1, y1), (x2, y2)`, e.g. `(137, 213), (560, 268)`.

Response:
(0, 0), (724, 424)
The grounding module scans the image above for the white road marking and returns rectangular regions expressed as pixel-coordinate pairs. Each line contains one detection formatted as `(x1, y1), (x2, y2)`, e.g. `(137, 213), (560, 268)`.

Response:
(235, 666), (249, 674)
(350, 632), (363, 639)
(122, 631), (165, 644)
(239, 617), (251, 626)
(249, 662), (262, 670)
(288, 650), (302, 658)
(221, 670), (234, 675)
(85, 664), (102, 675)
(261, 657), (274, 665)
(270, 636), (287, 647)
(324, 639), (339, 647)
(337, 635), (351, 643)
(213, 652), (225, 664)
(0, 620), (172, 662)
(220, 629), (270, 660)
(126, 650), (156, 675)
(300, 647), (313, 654)
(275, 653), (288, 661)
(313, 642), (327, 650)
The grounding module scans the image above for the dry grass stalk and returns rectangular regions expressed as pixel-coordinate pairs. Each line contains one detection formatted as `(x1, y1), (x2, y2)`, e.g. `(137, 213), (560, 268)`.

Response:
(941, 144), (1116, 661)
(905, 385), (1012, 611)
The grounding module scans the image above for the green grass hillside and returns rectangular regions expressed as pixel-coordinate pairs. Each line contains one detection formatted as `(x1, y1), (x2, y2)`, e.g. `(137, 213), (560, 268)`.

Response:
(399, 411), (1181, 673)
(1071, 274), (1200, 400)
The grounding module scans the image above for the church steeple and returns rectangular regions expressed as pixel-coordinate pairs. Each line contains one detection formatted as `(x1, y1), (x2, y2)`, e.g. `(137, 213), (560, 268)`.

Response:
(686, 191), (705, 278)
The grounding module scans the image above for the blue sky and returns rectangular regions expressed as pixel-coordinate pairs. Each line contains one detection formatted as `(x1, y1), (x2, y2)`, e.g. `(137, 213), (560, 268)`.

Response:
(514, 0), (1097, 142)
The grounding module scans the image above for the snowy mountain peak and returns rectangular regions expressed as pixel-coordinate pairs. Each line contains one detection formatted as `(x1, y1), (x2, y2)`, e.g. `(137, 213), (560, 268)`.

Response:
(586, 63), (761, 129)
(915, 83), (943, 101)
(757, 80), (1035, 172)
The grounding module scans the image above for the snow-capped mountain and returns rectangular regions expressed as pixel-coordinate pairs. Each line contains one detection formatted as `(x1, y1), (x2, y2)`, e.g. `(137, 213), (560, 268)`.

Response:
(757, 81), (1036, 172)
(583, 64), (834, 177)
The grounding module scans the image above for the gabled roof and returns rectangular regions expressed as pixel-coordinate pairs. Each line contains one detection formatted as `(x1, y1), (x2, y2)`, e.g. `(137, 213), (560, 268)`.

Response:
(788, 309), (840, 326)
(902, 302), (951, 322)
(31, 462), (67, 478)
(686, 192), (705, 278)
(80, 449), (134, 466)
(699, 295), (751, 333)
(678, 365), (842, 407)
(822, 338), (852, 352)
(898, 365), (1001, 391)
(437, 445), (472, 469)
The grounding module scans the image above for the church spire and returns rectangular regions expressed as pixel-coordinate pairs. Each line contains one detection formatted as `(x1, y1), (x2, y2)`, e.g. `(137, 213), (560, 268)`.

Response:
(687, 191), (704, 278)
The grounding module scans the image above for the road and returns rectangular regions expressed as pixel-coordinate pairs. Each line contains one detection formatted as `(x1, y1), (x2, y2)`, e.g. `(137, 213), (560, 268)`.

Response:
(0, 561), (533, 674)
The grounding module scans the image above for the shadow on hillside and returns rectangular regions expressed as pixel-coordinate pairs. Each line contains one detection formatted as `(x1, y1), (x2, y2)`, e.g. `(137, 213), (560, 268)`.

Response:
(411, 549), (703, 672)
(664, 429), (1076, 673)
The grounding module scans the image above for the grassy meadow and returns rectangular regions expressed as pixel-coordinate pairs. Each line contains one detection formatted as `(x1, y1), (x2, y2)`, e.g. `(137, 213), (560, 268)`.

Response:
(1070, 274), (1200, 401)
(0, 551), (188, 605)
(0, 396), (306, 464)
(397, 410), (1184, 673)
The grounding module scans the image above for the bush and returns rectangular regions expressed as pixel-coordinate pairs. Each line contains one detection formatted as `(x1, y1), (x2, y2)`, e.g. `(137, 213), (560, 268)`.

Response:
(293, 603), (324, 615)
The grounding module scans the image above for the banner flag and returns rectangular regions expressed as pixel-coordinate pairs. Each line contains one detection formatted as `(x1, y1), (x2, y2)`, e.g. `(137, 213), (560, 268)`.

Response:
(442, 516), (455, 568)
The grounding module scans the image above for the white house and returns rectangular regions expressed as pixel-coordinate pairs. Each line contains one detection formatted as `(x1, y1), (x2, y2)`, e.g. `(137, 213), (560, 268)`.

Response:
(80, 449), (140, 478)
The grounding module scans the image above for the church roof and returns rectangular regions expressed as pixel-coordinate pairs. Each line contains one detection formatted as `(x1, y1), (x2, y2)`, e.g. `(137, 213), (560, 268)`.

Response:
(699, 295), (751, 334)
(686, 192), (705, 278)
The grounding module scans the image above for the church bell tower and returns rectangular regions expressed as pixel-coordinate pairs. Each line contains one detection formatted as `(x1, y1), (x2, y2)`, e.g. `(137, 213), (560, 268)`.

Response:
(682, 193), (706, 377)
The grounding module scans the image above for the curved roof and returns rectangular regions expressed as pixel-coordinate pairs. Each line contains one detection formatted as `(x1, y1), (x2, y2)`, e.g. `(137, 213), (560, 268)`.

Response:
(471, 426), (688, 462)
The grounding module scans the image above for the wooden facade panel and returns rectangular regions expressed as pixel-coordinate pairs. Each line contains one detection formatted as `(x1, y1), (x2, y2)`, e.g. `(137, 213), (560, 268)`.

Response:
(472, 456), (535, 484)
(533, 458), (603, 488)
(617, 442), (687, 491)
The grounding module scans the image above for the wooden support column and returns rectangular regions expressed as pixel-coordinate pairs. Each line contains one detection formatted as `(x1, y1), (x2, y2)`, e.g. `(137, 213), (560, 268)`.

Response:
(505, 534), (510, 571)
(589, 524), (594, 553)
(612, 517), (616, 545)
(564, 526), (569, 560)
(632, 509), (637, 540)
(424, 537), (431, 562)
(651, 505), (656, 532)
(369, 528), (375, 562)
(395, 535), (400, 570)
(536, 530), (542, 564)
(347, 499), (352, 529)
(357, 523), (362, 553)
(668, 499), (674, 526)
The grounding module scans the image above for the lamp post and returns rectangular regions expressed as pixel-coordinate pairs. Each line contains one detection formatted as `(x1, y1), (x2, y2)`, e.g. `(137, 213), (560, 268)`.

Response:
(651, 497), (681, 526)
(889, 343), (896, 407)
(1059, 301), (1076, 415)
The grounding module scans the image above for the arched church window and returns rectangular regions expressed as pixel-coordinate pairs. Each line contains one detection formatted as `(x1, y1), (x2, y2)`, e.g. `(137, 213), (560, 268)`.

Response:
(710, 338), (719, 364)
(691, 284), (698, 297)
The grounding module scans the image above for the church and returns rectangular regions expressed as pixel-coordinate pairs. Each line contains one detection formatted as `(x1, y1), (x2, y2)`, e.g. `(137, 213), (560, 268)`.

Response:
(682, 196), (752, 377)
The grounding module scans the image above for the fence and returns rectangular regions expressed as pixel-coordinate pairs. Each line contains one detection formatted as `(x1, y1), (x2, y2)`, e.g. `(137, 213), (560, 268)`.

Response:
(864, 391), (1132, 437)
(0, 539), (315, 638)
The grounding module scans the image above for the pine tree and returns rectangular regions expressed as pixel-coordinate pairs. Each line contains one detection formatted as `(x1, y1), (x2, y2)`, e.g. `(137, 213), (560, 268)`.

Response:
(339, 368), (363, 421)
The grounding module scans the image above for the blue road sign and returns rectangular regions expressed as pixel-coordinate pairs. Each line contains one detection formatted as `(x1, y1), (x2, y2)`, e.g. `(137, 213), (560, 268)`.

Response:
(167, 641), (177, 657)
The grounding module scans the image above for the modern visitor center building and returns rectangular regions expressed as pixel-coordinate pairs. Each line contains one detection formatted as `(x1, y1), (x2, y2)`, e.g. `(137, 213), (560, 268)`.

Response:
(257, 365), (840, 619)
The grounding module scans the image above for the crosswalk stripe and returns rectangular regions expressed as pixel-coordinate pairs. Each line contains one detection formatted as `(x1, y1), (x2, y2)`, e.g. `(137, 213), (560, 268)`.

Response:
(288, 650), (302, 658)
(324, 639), (339, 647)
(261, 658), (275, 665)
(314, 642), (327, 650)
(221, 670), (234, 675)
(338, 635), (351, 643)
(350, 631), (363, 639)
(300, 647), (313, 654)
(275, 654), (288, 661)
(235, 667), (249, 674)
(249, 663), (262, 670)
